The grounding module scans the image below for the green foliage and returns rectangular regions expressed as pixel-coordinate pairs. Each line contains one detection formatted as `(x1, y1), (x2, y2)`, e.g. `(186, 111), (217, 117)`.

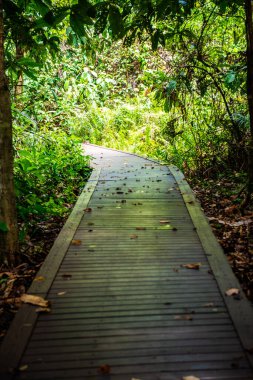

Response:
(7, 0), (249, 233)
(13, 127), (91, 221)
(0, 222), (9, 232)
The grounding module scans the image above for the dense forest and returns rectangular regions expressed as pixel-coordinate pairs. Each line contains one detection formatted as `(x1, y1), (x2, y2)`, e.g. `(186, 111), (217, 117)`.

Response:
(0, 0), (253, 337)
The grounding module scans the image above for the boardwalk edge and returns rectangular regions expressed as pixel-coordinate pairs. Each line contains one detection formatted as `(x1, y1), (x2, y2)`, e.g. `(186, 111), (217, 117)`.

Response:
(170, 164), (253, 368)
(0, 167), (101, 379)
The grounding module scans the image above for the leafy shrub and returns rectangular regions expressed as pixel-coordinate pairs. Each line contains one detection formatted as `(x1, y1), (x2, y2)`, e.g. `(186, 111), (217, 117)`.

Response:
(14, 128), (91, 221)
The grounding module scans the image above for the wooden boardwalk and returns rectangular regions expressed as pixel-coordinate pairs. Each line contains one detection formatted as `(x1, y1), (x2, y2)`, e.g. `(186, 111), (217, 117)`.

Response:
(1, 144), (253, 380)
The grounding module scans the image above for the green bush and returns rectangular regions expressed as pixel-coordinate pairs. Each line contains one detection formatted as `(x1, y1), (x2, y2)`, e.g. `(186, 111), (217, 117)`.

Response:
(14, 128), (91, 221)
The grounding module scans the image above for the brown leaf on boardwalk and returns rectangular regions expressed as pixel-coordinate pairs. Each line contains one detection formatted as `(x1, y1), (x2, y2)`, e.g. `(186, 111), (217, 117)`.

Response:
(182, 263), (201, 270)
(34, 276), (45, 282)
(84, 207), (92, 212)
(19, 365), (28, 372)
(62, 273), (72, 279)
(57, 292), (66, 296)
(98, 364), (111, 374)
(204, 302), (215, 307)
(136, 227), (146, 230)
(35, 307), (51, 313)
(225, 288), (240, 296)
(21, 294), (49, 308)
(71, 239), (82, 245)
(130, 234), (138, 239)
(160, 220), (170, 224)
(174, 314), (193, 321)
(182, 376), (200, 380)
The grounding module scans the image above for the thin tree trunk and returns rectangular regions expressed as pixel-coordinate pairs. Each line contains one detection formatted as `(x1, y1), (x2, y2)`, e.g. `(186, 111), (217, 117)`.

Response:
(0, 0), (19, 264)
(245, 0), (253, 201)
(14, 44), (24, 97)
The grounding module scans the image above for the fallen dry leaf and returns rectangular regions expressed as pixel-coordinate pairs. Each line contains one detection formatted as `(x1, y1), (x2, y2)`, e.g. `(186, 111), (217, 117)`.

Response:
(84, 207), (92, 212)
(21, 294), (49, 308)
(71, 239), (82, 246)
(225, 288), (240, 296)
(34, 276), (45, 282)
(98, 364), (111, 374)
(182, 376), (200, 380)
(35, 307), (51, 313)
(57, 292), (66, 296)
(174, 314), (193, 321)
(130, 234), (138, 239)
(62, 273), (72, 279)
(19, 365), (28, 372)
(204, 302), (215, 307)
(3, 279), (15, 299)
(182, 263), (201, 270)
(160, 220), (170, 224)
(136, 227), (146, 230)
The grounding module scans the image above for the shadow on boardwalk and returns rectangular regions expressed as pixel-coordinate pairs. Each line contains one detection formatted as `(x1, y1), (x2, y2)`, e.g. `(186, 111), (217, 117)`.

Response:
(0, 144), (253, 380)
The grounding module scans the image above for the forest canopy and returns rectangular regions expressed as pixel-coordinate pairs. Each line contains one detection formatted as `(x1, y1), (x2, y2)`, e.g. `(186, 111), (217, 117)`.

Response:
(0, 0), (253, 265)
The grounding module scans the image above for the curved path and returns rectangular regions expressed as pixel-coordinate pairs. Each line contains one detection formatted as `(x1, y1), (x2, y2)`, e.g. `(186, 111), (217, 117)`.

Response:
(1, 144), (253, 380)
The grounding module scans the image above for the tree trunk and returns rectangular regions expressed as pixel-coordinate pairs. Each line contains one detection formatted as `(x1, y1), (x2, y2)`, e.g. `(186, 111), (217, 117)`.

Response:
(245, 0), (253, 199)
(0, 0), (19, 265)
(14, 44), (24, 97)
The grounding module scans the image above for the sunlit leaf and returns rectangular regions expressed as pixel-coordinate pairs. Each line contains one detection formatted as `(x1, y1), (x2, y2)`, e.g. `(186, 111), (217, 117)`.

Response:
(21, 294), (49, 308)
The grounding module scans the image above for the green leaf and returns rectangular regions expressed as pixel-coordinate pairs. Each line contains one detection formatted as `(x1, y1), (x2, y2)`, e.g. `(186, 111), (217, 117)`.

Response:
(166, 80), (177, 95)
(0, 221), (9, 232)
(23, 68), (37, 80)
(225, 71), (236, 84)
(109, 5), (124, 38)
(70, 13), (85, 37)
(164, 97), (172, 113)
(17, 57), (42, 68)
(32, 0), (51, 17)
(72, 0), (96, 18)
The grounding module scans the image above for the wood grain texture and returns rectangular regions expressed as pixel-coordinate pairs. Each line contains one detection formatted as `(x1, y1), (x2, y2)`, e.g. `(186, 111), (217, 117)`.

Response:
(0, 144), (252, 380)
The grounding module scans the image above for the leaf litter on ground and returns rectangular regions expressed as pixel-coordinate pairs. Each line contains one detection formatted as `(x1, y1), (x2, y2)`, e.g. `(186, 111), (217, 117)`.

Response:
(189, 174), (253, 301)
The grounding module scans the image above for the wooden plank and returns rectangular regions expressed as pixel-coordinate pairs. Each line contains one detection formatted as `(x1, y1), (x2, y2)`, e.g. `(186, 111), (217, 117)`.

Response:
(14, 370), (253, 380)
(8, 359), (250, 375)
(23, 339), (241, 356)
